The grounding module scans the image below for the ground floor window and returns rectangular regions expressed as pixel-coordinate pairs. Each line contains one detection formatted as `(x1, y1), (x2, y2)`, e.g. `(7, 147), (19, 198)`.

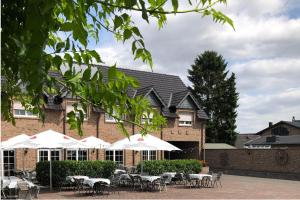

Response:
(2, 150), (15, 176)
(38, 149), (61, 162)
(105, 150), (124, 165)
(142, 150), (157, 161)
(66, 149), (88, 161)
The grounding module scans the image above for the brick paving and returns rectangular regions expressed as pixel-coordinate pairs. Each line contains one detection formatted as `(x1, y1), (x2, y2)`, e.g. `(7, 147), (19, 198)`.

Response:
(38, 175), (300, 199)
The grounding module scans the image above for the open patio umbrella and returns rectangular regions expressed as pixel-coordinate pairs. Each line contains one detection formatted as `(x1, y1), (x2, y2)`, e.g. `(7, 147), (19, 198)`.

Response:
(80, 136), (110, 149)
(108, 133), (181, 173)
(9, 129), (88, 190)
(1, 134), (31, 174)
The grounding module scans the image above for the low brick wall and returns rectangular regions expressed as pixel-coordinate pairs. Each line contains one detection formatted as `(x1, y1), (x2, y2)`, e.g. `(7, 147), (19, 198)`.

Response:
(206, 149), (300, 180)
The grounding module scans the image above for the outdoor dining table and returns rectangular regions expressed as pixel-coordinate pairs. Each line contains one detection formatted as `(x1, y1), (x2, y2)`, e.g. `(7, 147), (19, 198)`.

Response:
(140, 175), (161, 183)
(83, 178), (110, 188)
(189, 174), (212, 181)
(66, 175), (89, 182)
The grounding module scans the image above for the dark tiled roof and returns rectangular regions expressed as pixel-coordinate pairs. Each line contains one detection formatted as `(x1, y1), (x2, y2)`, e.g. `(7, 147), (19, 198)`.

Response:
(162, 107), (177, 118)
(97, 65), (188, 104)
(170, 90), (189, 107)
(135, 85), (154, 97)
(197, 110), (209, 119)
(245, 135), (300, 146)
(235, 133), (260, 148)
(283, 120), (300, 128)
(256, 120), (300, 135)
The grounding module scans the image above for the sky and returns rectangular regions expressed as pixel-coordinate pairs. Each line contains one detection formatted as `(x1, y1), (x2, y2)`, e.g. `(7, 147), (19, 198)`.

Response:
(91, 0), (300, 134)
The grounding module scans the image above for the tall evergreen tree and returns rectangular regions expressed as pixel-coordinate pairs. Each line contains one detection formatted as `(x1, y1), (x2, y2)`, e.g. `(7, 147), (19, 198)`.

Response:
(188, 51), (239, 145)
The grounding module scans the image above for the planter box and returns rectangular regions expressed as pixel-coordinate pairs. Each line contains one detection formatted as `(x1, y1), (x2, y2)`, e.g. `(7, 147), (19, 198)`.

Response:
(201, 166), (210, 174)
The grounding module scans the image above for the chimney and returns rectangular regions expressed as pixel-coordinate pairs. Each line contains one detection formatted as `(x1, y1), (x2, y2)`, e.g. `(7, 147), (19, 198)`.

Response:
(269, 122), (273, 127)
(292, 116), (295, 122)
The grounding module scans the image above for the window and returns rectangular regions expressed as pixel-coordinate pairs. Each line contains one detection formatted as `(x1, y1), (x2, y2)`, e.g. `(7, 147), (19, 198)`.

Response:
(67, 150), (77, 160)
(2, 150), (15, 176)
(142, 150), (157, 161)
(141, 112), (153, 124)
(39, 150), (49, 161)
(38, 149), (61, 162)
(78, 150), (88, 161)
(178, 112), (193, 126)
(271, 126), (289, 136)
(66, 103), (88, 120)
(66, 149), (88, 161)
(105, 113), (117, 123)
(105, 150), (124, 165)
(13, 101), (38, 118)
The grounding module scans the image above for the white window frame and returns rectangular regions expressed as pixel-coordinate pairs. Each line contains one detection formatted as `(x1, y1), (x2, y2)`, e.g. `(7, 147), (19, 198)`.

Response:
(141, 112), (153, 124)
(66, 102), (88, 121)
(142, 150), (157, 161)
(105, 150), (124, 165)
(66, 149), (88, 161)
(13, 101), (38, 118)
(178, 112), (193, 127)
(37, 149), (62, 162)
(1, 149), (16, 176)
(104, 112), (117, 123)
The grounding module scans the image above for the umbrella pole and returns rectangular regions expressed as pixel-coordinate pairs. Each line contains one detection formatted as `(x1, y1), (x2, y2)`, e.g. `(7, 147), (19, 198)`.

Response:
(140, 153), (143, 175)
(50, 150), (53, 191)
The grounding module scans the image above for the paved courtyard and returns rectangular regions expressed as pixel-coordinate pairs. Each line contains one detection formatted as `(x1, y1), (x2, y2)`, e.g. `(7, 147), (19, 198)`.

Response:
(39, 175), (300, 199)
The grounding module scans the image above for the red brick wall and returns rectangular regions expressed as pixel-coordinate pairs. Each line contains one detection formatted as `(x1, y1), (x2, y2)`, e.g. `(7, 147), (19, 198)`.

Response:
(206, 149), (300, 174)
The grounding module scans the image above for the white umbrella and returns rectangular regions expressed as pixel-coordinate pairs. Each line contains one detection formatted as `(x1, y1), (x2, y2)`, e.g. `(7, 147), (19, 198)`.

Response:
(1, 134), (30, 149)
(108, 133), (181, 173)
(9, 129), (88, 190)
(108, 133), (181, 151)
(80, 136), (110, 149)
(1, 134), (31, 174)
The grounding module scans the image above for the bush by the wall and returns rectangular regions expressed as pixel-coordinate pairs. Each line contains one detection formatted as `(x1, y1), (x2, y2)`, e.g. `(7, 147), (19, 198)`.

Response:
(36, 160), (116, 187)
(137, 159), (202, 175)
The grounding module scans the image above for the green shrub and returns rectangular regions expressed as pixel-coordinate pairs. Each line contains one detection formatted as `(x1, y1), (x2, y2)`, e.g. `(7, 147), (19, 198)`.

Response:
(36, 160), (116, 187)
(137, 159), (202, 175)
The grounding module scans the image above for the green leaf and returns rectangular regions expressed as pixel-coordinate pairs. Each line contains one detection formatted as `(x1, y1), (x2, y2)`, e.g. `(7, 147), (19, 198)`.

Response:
(125, 0), (137, 7)
(89, 50), (102, 63)
(64, 53), (73, 67)
(131, 27), (143, 38)
(82, 67), (91, 81)
(113, 16), (123, 30)
(139, 0), (149, 23)
(52, 55), (62, 69)
(123, 29), (132, 42)
(108, 65), (117, 81)
(55, 42), (65, 53)
(171, 0), (179, 12)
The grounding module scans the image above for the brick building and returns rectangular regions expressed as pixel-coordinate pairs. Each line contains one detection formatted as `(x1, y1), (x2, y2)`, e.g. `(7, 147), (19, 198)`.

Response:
(243, 117), (300, 149)
(1, 66), (208, 176)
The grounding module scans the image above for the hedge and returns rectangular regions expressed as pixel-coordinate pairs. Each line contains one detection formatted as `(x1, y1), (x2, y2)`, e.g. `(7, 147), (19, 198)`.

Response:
(137, 159), (202, 175)
(36, 160), (116, 187)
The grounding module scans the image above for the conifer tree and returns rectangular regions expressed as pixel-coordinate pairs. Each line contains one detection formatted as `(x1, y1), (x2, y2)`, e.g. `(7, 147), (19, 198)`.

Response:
(188, 51), (239, 145)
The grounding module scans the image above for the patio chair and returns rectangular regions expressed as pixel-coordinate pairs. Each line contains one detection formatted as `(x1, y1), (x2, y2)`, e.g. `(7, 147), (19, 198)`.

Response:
(93, 181), (110, 195)
(74, 178), (91, 194)
(171, 173), (185, 185)
(17, 181), (32, 200)
(184, 173), (197, 188)
(108, 175), (120, 195)
(130, 175), (144, 191)
(201, 176), (211, 188)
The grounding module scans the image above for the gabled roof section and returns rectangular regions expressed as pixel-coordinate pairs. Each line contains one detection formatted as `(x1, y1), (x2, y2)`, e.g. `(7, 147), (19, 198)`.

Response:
(256, 120), (300, 135)
(245, 135), (300, 146)
(170, 90), (201, 109)
(197, 109), (209, 120)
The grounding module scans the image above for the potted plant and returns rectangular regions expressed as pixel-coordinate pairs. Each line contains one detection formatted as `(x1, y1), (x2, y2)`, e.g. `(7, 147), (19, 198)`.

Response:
(199, 160), (209, 174)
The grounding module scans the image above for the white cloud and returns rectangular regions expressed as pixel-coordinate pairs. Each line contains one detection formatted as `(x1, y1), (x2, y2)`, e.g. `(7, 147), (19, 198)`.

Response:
(93, 0), (300, 133)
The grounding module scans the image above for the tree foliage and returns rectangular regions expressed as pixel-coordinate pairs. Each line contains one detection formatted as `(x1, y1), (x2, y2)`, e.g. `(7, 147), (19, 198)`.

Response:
(188, 51), (239, 145)
(2, 0), (234, 136)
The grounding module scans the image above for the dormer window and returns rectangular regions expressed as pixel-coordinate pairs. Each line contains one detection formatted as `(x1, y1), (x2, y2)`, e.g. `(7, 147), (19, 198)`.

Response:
(141, 112), (153, 124)
(178, 112), (193, 127)
(13, 101), (38, 118)
(66, 102), (88, 120)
